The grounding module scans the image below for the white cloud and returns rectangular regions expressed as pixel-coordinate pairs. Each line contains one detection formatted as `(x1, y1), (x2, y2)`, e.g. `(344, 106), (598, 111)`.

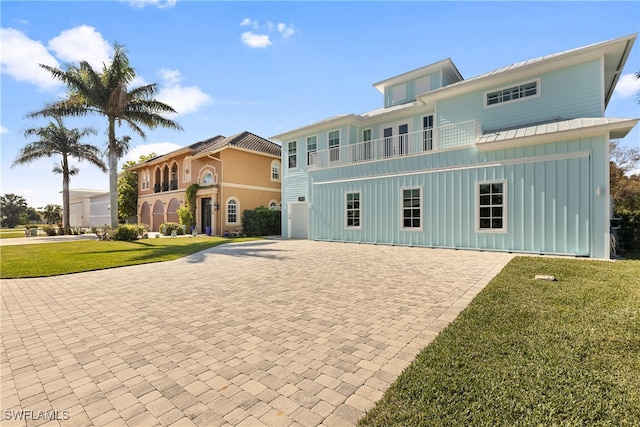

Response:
(278, 23), (295, 38)
(0, 125), (8, 134)
(0, 28), (61, 91)
(48, 25), (112, 70)
(239, 19), (296, 48)
(122, 142), (183, 164)
(614, 73), (640, 98)
(156, 69), (212, 116)
(158, 68), (182, 85)
(240, 18), (258, 29)
(122, 0), (176, 9)
(157, 85), (212, 116)
(241, 32), (271, 49)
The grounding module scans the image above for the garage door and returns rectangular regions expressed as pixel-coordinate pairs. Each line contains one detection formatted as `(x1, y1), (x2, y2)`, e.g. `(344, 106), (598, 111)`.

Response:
(289, 203), (309, 239)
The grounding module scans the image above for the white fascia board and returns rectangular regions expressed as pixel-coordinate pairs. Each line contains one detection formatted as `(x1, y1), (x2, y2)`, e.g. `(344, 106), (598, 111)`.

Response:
(419, 34), (637, 105)
(270, 114), (361, 141)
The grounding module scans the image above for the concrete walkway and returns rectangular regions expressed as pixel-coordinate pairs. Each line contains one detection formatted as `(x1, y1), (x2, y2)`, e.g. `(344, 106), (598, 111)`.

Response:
(1, 240), (513, 426)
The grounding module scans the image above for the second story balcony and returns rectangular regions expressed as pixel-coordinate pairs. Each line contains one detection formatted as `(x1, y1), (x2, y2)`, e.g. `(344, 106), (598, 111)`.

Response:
(308, 120), (480, 170)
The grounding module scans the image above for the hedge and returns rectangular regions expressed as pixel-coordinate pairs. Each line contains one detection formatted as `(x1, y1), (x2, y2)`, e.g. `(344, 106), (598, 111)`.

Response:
(614, 207), (640, 252)
(242, 207), (281, 237)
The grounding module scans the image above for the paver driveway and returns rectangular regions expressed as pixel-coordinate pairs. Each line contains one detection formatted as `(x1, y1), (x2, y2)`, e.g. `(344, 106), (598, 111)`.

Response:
(1, 240), (513, 426)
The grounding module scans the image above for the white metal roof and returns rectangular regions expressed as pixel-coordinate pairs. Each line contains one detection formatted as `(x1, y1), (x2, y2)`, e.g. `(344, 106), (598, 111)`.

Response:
(476, 117), (639, 150)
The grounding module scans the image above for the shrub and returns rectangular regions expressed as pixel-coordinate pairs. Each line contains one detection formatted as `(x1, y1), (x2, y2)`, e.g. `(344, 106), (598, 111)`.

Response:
(242, 207), (281, 237)
(614, 207), (640, 253)
(177, 206), (195, 229)
(159, 222), (184, 236)
(42, 225), (58, 236)
(113, 224), (147, 241)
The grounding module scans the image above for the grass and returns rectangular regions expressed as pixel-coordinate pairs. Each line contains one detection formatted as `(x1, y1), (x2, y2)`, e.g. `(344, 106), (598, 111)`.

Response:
(0, 230), (28, 239)
(359, 257), (640, 426)
(0, 236), (258, 278)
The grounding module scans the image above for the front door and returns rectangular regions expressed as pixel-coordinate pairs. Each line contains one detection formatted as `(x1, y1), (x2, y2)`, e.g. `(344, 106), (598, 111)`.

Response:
(201, 197), (212, 234)
(288, 203), (309, 239)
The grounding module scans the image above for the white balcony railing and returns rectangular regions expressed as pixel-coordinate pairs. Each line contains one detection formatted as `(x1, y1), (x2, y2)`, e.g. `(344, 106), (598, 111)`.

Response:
(307, 120), (480, 170)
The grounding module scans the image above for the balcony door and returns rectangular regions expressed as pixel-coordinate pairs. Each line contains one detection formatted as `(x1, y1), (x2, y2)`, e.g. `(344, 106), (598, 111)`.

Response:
(381, 122), (410, 157)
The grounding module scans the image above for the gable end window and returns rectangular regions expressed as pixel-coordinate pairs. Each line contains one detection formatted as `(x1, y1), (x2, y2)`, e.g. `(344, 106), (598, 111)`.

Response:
(346, 192), (361, 229)
(476, 181), (507, 232)
(485, 79), (539, 107)
(287, 141), (297, 169)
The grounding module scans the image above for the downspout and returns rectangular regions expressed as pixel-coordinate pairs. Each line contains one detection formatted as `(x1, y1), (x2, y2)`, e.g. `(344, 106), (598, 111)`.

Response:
(207, 154), (224, 236)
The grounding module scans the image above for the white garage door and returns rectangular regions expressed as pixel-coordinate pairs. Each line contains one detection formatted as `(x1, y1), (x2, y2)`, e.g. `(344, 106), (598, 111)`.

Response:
(289, 203), (309, 239)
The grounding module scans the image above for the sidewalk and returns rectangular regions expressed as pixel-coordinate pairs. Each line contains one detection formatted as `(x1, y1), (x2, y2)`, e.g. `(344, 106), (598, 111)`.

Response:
(0, 233), (100, 246)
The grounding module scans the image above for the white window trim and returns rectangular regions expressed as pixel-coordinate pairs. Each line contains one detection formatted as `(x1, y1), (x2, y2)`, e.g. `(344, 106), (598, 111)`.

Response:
(484, 78), (540, 109)
(271, 160), (281, 182)
(361, 128), (372, 142)
(307, 135), (318, 166)
(475, 180), (508, 233)
(287, 141), (298, 169)
(345, 191), (362, 230)
(400, 186), (423, 231)
(226, 197), (239, 225)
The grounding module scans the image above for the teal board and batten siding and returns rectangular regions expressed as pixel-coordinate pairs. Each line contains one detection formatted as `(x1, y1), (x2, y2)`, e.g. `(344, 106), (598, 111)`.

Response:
(308, 136), (610, 258)
(437, 59), (603, 131)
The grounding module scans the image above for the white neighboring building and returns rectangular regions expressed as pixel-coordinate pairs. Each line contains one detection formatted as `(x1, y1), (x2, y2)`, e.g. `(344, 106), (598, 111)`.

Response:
(67, 189), (110, 227)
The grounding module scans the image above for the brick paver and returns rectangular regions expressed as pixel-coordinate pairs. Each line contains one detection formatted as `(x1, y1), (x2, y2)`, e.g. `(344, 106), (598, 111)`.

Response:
(1, 239), (513, 426)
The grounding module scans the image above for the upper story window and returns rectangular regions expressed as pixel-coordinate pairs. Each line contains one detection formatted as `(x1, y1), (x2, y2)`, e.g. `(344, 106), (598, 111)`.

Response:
(485, 79), (539, 107)
(271, 160), (280, 181)
(202, 172), (215, 185)
(288, 141), (297, 169)
(329, 130), (340, 162)
(415, 76), (431, 95)
(140, 171), (150, 190)
(392, 83), (407, 104)
(423, 115), (434, 151)
(307, 136), (317, 166)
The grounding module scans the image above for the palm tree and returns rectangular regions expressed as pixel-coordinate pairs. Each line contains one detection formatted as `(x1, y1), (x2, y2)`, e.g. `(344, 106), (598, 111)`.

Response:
(12, 116), (107, 234)
(26, 43), (183, 228)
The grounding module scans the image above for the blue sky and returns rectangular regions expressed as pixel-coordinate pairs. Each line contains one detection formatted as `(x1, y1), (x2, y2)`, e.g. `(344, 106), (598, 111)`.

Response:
(1, 1), (639, 209)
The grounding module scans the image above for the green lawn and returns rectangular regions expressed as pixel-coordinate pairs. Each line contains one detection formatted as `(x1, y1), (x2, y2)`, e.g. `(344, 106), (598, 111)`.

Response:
(0, 236), (257, 278)
(0, 228), (30, 239)
(359, 257), (640, 426)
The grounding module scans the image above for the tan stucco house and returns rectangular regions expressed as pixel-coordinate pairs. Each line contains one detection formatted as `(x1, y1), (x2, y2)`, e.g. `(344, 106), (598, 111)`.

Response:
(128, 131), (282, 235)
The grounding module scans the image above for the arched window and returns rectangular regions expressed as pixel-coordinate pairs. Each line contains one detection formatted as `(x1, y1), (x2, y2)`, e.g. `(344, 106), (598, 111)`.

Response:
(201, 169), (216, 186)
(154, 168), (161, 193)
(170, 163), (178, 190)
(271, 160), (280, 181)
(227, 198), (239, 224)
